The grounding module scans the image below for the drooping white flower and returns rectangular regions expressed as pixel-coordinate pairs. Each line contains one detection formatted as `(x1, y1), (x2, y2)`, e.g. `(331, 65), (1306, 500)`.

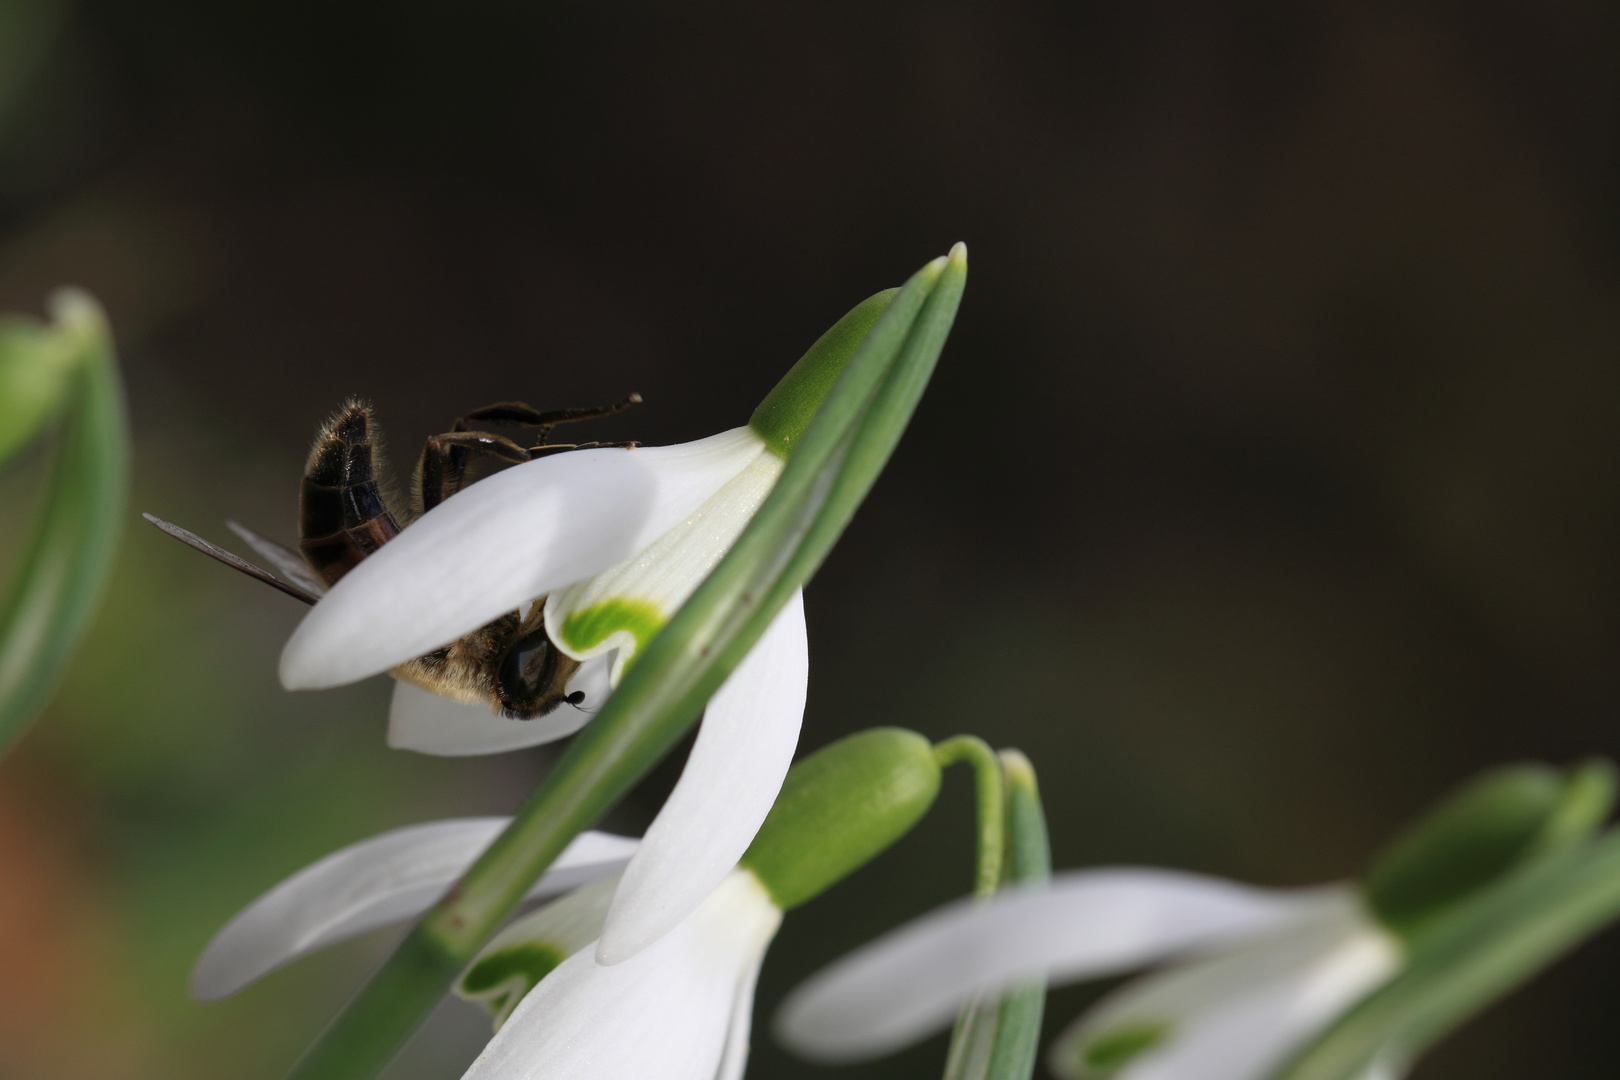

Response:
(190, 818), (638, 1000)
(458, 867), (783, 1080)
(774, 869), (1402, 1080)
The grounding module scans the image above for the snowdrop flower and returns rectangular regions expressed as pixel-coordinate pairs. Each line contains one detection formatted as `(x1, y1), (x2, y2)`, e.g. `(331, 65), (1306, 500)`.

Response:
(452, 727), (947, 1080)
(777, 761), (1614, 1080)
(460, 867), (781, 1080)
(777, 870), (1398, 1080)
(190, 818), (638, 1000)
(275, 292), (893, 963)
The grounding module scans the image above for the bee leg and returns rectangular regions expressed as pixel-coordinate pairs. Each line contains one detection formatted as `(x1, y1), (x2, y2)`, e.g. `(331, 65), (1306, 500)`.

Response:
(460, 394), (642, 433)
(414, 395), (644, 512)
(527, 440), (641, 454)
(416, 430), (534, 513)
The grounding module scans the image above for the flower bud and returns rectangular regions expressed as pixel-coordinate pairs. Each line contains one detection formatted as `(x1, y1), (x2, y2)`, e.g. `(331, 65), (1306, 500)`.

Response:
(748, 289), (898, 457)
(1364, 759), (1616, 936)
(740, 727), (941, 909)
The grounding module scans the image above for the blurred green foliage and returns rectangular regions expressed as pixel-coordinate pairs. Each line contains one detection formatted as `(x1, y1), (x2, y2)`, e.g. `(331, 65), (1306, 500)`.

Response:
(0, 291), (128, 753)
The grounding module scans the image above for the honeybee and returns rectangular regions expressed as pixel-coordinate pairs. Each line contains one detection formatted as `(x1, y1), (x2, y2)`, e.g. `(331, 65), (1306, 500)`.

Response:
(147, 395), (640, 719)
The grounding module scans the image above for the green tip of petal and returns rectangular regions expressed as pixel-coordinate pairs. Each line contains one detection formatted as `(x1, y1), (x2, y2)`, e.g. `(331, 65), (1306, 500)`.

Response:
(749, 288), (900, 457)
(740, 727), (941, 910)
(1364, 759), (1616, 938)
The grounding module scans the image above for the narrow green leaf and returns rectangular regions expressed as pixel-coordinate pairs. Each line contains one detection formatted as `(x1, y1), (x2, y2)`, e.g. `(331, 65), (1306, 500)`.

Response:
(282, 247), (967, 1080)
(1274, 825), (1620, 1080)
(0, 291), (129, 754)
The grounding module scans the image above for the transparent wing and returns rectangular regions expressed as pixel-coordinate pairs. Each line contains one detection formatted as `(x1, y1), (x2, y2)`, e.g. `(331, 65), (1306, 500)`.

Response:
(228, 520), (327, 596)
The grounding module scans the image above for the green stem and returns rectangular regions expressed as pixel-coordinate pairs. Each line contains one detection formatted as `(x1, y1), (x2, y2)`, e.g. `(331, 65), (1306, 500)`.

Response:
(284, 248), (967, 1080)
(934, 735), (1006, 899)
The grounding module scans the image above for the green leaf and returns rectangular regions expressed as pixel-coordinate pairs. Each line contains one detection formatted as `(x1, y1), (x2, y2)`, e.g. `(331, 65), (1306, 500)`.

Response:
(0, 290), (129, 754)
(282, 246), (968, 1080)
(1274, 824), (1620, 1080)
(942, 749), (1051, 1080)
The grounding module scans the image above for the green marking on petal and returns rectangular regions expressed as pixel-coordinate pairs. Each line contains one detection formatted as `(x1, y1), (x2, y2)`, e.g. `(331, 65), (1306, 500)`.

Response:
(1076, 1021), (1172, 1076)
(558, 598), (666, 665)
(457, 942), (568, 1027)
(460, 942), (567, 994)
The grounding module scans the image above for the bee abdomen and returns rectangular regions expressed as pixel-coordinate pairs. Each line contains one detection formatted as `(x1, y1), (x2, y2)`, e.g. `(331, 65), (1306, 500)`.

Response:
(299, 400), (402, 587)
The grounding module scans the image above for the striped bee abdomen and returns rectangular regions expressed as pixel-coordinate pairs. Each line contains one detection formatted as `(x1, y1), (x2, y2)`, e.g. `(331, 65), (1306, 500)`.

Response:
(298, 400), (403, 587)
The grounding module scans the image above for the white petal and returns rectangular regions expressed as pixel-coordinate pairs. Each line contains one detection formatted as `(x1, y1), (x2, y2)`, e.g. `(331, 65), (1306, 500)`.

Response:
(774, 871), (1350, 1062)
(281, 427), (766, 690)
(191, 820), (638, 1000)
(462, 869), (782, 1080)
(545, 451), (786, 684)
(1048, 897), (1400, 1080)
(386, 655), (612, 756)
(595, 589), (807, 964)
(715, 949), (769, 1080)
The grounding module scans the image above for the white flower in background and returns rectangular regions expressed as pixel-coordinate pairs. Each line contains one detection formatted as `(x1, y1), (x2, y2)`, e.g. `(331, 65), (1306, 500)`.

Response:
(775, 869), (1402, 1080)
(457, 868), (783, 1080)
(190, 818), (638, 1000)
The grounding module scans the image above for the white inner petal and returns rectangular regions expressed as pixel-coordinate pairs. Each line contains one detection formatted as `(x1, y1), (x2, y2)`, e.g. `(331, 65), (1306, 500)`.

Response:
(462, 869), (781, 1080)
(281, 427), (766, 691)
(386, 655), (612, 757)
(545, 451), (786, 683)
(1049, 897), (1400, 1080)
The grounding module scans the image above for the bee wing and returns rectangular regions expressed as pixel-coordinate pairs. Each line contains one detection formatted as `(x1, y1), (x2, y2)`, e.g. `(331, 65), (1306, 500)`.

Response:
(143, 514), (321, 606)
(227, 520), (327, 596)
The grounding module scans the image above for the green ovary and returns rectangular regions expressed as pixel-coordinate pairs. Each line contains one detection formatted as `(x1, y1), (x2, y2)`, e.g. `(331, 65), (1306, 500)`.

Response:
(1076, 1021), (1171, 1076)
(557, 598), (666, 666)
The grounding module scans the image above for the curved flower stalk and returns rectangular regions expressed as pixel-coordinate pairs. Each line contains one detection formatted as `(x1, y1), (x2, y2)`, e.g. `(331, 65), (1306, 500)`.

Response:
(452, 727), (946, 1080)
(190, 819), (639, 1000)
(778, 761), (1617, 1080)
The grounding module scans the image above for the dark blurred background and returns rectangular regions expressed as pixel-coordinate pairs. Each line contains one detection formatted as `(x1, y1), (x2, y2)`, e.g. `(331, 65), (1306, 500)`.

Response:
(1, 1), (1618, 1077)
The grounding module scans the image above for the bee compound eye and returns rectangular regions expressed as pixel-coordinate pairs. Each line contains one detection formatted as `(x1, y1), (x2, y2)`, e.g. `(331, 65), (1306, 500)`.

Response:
(497, 625), (562, 707)
(566, 691), (586, 706)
